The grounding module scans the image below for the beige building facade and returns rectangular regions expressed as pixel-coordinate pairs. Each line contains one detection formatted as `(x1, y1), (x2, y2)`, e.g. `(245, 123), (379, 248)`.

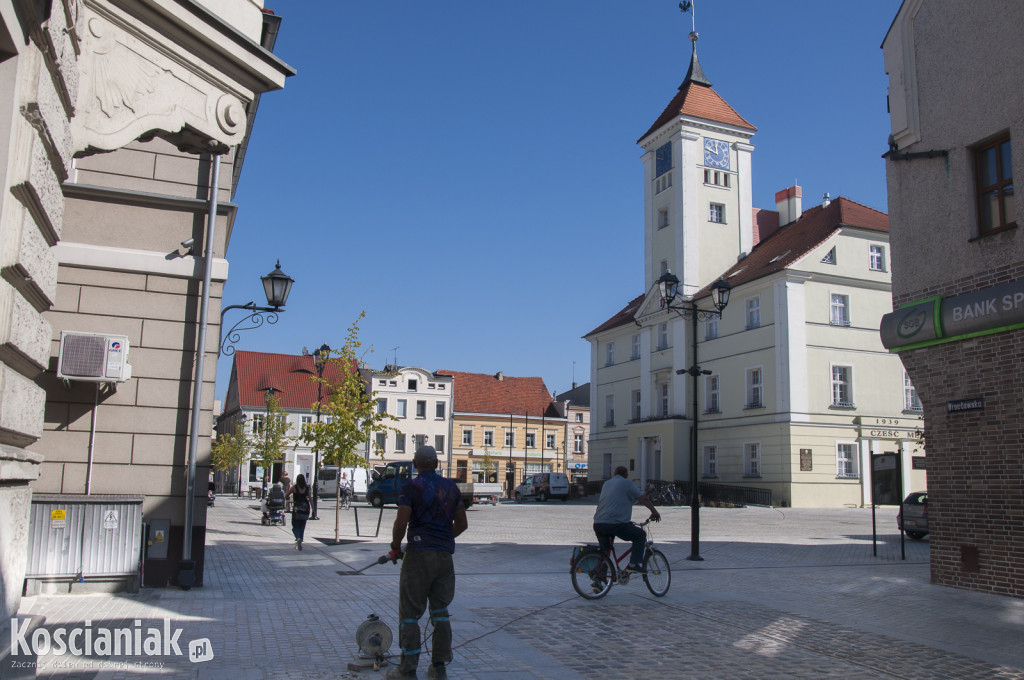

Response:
(0, 0), (292, 609)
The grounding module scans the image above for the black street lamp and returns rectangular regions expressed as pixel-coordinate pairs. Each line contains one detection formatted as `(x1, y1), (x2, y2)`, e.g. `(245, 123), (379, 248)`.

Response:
(657, 271), (731, 562)
(310, 343), (331, 520)
(219, 261), (295, 355)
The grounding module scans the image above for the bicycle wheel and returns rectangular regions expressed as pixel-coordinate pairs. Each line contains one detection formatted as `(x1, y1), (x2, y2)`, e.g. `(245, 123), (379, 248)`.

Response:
(642, 549), (671, 596)
(571, 551), (614, 599)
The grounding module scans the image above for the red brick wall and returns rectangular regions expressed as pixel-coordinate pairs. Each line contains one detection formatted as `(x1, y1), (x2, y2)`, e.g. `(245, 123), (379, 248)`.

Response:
(897, 260), (1024, 598)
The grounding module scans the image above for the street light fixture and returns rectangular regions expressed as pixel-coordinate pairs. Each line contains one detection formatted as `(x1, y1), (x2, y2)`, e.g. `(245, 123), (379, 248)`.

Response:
(310, 343), (331, 520)
(219, 261), (295, 355)
(657, 271), (731, 562)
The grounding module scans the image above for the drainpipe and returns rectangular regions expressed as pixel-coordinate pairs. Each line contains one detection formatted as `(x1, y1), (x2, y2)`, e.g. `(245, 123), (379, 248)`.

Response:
(180, 152), (220, 590)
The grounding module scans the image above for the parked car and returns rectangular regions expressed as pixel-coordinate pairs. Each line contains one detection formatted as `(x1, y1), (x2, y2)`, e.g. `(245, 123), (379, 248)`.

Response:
(896, 491), (928, 539)
(514, 472), (570, 502)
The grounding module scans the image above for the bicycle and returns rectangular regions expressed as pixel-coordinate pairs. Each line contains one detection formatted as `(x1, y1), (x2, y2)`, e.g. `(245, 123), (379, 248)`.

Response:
(570, 519), (671, 599)
(339, 487), (352, 510)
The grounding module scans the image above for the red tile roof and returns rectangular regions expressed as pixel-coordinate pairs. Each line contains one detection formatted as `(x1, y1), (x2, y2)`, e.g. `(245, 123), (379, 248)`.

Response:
(586, 197), (889, 332)
(640, 82), (756, 142)
(584, 294), (644, 338)
(694, 197), (889, 299)
(231, 350), (359, 411)
(435, 370), (558, 417)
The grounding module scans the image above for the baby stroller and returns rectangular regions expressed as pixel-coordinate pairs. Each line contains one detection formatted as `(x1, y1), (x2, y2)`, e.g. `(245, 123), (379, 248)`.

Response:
(261, 484), (286, 526)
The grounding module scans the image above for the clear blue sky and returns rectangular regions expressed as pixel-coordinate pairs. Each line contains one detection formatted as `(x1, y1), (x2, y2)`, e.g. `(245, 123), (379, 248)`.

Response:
(216, 0), (902, 403)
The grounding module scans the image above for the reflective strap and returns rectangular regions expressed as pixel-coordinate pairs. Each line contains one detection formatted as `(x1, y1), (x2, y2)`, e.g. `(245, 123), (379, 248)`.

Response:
(400, 646), (422, 655)
(401, 618), (419, 625)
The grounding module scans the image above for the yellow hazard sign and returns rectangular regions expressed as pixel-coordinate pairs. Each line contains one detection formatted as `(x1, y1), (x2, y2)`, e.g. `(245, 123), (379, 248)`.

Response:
(50, 509), (66, 520)
(154, 530), (165, 543)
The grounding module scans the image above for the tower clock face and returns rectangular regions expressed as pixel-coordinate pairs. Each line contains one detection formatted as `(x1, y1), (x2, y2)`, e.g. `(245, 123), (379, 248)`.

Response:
(703, 138), (730, 170)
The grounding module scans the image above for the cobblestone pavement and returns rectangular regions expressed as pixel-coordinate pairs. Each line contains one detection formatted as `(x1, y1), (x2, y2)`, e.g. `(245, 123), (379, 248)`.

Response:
(8, 496), (1024, 679)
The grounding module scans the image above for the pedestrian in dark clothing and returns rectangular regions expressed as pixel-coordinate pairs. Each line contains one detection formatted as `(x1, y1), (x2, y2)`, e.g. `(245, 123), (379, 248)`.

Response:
(288, 474), (311, 550)
(386, 446), (468, 680)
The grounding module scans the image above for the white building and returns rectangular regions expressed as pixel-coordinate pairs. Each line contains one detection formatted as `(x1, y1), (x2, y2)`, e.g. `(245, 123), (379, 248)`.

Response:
(369, 366), (454, 464)
(585, 36), (925, 508)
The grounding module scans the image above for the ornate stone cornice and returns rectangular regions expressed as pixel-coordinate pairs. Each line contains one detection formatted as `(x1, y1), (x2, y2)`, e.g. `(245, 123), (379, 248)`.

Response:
(72, 0), (292, 156)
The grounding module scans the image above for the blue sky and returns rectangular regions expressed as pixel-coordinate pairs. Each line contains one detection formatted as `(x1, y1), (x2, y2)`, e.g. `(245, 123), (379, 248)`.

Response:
(216, 0), (902, 403)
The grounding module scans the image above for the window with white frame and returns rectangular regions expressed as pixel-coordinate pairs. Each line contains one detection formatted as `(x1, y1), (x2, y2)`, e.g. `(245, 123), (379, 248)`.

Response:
(377, 398), (387, 414)
(836, 442), (859, 478)
(605, 342), (615, 366)
(375, 432), (387, 452)
(574, 433), (583, 453)
(414, 434), (427, 449)
(504, 429), (515, 447)
(435, 435), (445, 452)
(300, 414), (313, 436)
(395, 433), (406, 452)
(703, 445), (718, 478)
(705, 374), (720, 413)
(705, 317), (718, 340)
(904, 371), (923, 412)
(483, 429), (494, 447)
(821, 246), (836, 265)
(435, 401), (445, 419)
(251, 414), (265, 436)
(546, 432), (556, 449)
(830, 293), (851, 326)
(604, 394), (615, 427)
(657, 207), (669, 229)
(744, 442), (761, 477)
(416, 400), (427, 418)
(746, 296), (761, 329)
(396, 399), (407, 418)
(525, 431), (536, 449)
(869, 244), (886, 272)
(657, 322), (669, 349)
(659, 382), (670, 417)
(462, 427), (473, 446)
(631, 333), (641, 360)
(709, 202), (726, 223)
(746, 367), (763, 408)
(632, 389), (641, 421)
(831, 365), (854, 407)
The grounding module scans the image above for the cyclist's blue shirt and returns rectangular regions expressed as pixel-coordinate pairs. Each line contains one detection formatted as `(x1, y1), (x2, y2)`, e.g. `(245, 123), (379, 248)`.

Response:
(593, 475), (640, 524)
(399, 470), (465, 553)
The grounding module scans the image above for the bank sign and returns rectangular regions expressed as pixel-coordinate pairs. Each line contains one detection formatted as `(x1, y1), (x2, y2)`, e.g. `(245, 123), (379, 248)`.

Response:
(881, 279), (1024, 351)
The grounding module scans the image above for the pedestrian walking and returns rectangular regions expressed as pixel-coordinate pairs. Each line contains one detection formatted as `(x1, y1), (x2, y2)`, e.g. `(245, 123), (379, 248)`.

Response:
(288, 474), (311, 550)
(386, 446), (468, 680)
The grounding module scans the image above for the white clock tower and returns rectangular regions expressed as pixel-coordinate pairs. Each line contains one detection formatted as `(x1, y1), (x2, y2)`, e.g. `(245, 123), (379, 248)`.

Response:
(638, 32), (757, 299)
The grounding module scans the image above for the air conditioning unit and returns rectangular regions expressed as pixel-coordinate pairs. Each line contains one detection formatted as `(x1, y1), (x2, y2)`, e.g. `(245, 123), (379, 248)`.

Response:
(56, 331), (132, 383)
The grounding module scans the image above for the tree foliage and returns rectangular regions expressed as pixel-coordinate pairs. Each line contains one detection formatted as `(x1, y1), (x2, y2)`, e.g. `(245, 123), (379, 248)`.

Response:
(299, 312), (396, 471)
(211, 419), (250, 473)
(251, 392), (292, 476)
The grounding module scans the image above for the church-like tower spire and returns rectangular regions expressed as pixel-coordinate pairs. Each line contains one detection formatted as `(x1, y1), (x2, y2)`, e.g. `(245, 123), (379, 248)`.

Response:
(680, 31), (712, 89)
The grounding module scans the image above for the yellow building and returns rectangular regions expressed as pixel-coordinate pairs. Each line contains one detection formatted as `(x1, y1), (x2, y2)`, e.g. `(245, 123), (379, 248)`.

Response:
(440, 370), (566, 496)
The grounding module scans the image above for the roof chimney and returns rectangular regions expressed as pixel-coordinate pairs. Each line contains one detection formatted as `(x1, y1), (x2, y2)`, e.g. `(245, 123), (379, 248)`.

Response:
(495, 371), (503, 381)
(774, 185), (802, 227)
(822, 192), (831, 208)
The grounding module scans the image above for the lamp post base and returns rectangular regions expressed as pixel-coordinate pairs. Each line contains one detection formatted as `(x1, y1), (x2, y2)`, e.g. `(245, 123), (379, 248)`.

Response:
(685, 554), (704, 561)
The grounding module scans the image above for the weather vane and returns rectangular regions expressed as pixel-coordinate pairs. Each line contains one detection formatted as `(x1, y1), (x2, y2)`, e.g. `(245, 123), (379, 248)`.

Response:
(679, 1), (696, 37)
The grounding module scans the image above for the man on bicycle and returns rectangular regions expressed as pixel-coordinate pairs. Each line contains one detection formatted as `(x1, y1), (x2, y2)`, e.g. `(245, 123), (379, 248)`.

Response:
(593, 466), (660, 573)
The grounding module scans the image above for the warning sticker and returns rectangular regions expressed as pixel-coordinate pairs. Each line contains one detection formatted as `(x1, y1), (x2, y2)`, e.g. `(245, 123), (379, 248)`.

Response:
(103, 510), (119, 530)
(51, 509), (67, 530)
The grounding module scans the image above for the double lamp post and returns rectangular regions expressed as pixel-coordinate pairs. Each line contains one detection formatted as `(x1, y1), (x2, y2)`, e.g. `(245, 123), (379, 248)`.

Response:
(655, 271), (731, 562)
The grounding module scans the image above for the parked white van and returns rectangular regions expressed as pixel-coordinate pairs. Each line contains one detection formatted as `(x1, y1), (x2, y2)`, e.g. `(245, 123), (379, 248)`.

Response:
(317, 466), (370, 501)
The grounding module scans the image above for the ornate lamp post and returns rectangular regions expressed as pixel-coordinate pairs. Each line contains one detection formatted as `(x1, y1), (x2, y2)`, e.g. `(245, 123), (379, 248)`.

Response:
(219, 261), (295, 355)
(310, 343), (331, 520)
(657, 271), (731, 561)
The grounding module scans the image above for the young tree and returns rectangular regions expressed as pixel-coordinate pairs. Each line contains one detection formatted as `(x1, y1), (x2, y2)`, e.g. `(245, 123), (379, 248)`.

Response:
(211, 419), (250, 496)
(299, 312), (396, 540)
(251, 391), (292, 492)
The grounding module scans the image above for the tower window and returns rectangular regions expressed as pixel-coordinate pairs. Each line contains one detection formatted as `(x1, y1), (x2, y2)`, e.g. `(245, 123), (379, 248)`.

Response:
(655, 142), (672, 177)
(709, 203), (726, 223)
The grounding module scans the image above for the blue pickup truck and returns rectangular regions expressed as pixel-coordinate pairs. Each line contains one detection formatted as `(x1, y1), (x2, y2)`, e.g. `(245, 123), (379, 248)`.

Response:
(367, 461), (488, 508)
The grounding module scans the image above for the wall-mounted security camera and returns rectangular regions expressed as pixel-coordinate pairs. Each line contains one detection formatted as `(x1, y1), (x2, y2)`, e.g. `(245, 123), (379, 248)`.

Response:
(179, 238), (195, 255)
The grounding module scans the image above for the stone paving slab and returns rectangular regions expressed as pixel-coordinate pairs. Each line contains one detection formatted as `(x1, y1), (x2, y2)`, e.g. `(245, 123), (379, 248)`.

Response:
(8, 496), (1024, 680)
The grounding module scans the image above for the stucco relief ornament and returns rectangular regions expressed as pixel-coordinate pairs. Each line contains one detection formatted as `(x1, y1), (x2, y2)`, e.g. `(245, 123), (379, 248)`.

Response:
(73, 12), (244, 155)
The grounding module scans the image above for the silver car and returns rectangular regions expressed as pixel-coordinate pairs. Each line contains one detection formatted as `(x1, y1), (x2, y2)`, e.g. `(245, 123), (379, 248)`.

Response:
(897, 491), (928, 539)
